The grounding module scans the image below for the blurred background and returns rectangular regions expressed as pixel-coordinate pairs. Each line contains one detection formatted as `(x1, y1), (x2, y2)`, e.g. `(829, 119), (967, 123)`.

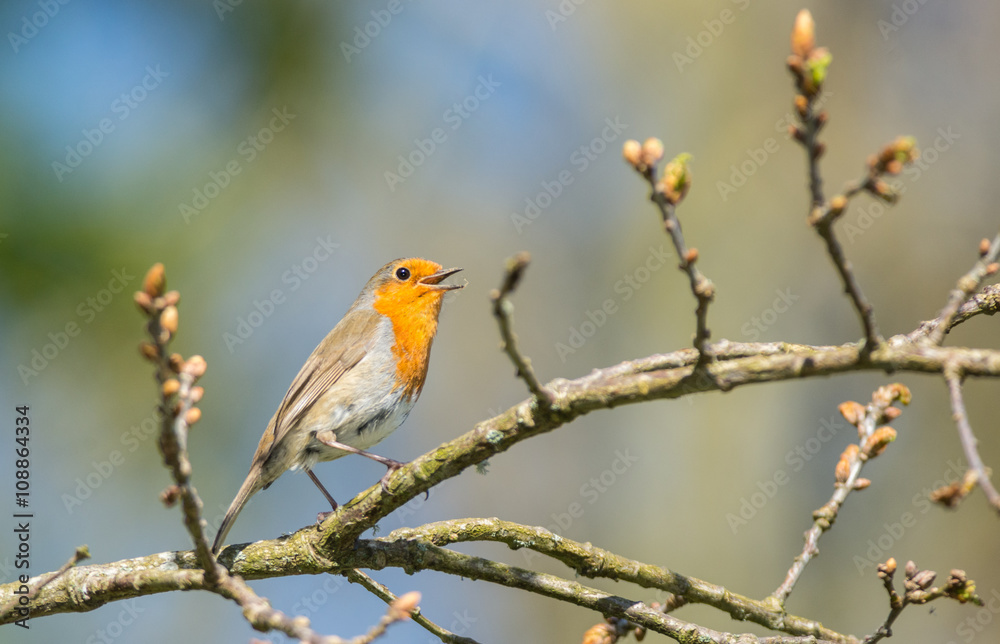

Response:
(2, 1), (998, 642)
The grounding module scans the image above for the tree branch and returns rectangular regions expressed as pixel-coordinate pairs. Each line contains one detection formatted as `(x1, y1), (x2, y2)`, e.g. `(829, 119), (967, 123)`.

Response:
(944, 364), (1000, 514)
(926, 233), (1000, 345)
(624, 143), (714, 362)
(770, 385), (909, 606)
(384, 518), (847, 642)
(904, 283), (1000, 343)
(862, 561), (981, 643)
(0, 546), (89, 623)
(490, 251), (552, 405)
(346, 539), (844, 644)
(6, 334), (1000, 623)
(345, 569), (482, 644)
(785, 12), (919, 354)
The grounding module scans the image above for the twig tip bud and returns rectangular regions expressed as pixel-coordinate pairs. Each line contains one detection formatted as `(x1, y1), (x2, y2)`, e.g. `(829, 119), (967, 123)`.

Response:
(791, 9), (815, 59)
(640, 138), (665, 168)
(389, 591), (421, 621)
(623, 139), (642, 169)
(143, 263), (166, 298)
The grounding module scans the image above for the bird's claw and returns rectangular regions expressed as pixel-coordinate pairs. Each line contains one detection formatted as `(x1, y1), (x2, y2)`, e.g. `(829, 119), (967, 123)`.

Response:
(378, 460), (407, 494)
(315, 507), (337, 525)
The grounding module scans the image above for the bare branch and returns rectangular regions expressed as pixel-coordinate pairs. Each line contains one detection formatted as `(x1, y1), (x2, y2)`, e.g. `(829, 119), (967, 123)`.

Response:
(771, 384), (910, 606)
(385, 518), (845, 642)
(905, 283), (1000, 342)
(345, 570), (481, 644)
(863, 561), (981, 643)
(926, 233), (1000, 345)
(217, 571), (419, 644)
(0, 546), (89, 623)
(348, 539), (847, 644)
(813, 218), (882, 351)
(490, 252), (552, 405)
(135, 265), (218, 583)
(786, 16), (918, 353)
(944, 365), (1000, 514)
(6, 334), (1000, 620)
(625, 145), (715, 362)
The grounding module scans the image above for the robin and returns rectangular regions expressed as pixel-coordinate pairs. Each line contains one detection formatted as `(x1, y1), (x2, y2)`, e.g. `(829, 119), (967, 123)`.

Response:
(212, 257), (463, 554)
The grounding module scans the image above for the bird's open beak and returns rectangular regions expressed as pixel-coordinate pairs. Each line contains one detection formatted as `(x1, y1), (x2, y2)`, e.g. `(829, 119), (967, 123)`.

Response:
(420, 267), (464, 291)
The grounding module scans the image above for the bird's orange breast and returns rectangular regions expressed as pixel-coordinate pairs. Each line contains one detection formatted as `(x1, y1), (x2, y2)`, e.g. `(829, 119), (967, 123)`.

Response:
(372, 288), (446, 400)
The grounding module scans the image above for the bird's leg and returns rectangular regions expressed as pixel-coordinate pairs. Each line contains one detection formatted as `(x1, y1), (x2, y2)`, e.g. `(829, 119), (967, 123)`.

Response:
(307, 468), (339, 524)
(315, 431), (407, 493)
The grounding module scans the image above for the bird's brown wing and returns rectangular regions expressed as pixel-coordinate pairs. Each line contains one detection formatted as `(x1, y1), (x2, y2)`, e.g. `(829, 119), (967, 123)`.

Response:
(253, 307), (382, 466)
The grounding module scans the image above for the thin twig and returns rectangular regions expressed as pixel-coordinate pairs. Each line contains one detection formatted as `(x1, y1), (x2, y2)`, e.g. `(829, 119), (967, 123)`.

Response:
(926, 233), (1000, 345)
(219, 572), (419, 644)
(862, 562), (904, 644)
(788, 24), (884, 352)
(0, 546), (89, 623)
(770, 385), (907, 606)
(944, 365), (1000, 514)
(346, 569), (482, 644)
(904, 283), (1000, 343)
(648, 186), (715, 362)
(796, 108), (881, 350)
(815, 219), (882, 351)
(142, 297), (219, 582)
(625, 143), (714, 362)
(163, 370), (220, 582)
(490, 252), (552, 405)
(862, 562), (980, 643)
(799, 95), (827, 211)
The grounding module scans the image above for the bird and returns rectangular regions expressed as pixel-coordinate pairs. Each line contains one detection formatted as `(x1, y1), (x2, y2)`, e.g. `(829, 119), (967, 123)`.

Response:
(212, 257), (463, 554)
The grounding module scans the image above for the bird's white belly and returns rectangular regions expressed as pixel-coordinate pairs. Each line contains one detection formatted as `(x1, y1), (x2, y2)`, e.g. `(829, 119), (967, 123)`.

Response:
(292, 388), (416, 471)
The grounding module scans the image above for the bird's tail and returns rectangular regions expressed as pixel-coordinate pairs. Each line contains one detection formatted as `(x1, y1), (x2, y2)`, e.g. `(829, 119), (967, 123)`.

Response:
(212, 469), (261, 555)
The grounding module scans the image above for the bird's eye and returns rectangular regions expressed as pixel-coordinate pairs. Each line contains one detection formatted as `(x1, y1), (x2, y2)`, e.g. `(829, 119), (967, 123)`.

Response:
(395, 267), (410, 281)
